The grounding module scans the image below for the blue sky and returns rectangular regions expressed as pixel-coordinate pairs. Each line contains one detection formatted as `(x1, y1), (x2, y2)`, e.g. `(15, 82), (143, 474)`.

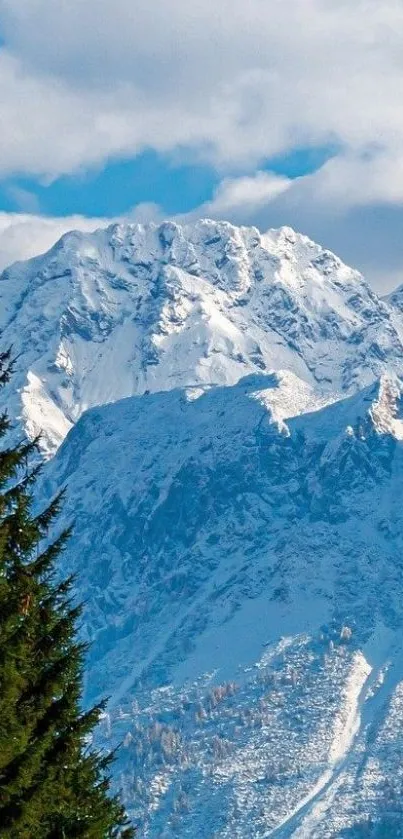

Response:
(0, 147), (335, 219)
(0, 0), (403, 291)
(0, 153), (217, 217)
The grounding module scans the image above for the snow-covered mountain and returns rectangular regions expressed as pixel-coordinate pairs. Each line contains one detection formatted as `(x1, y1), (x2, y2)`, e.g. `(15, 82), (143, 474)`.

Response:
(1, 219), (403, 454)
(40, 371), (403, 837)
(3, 219), (403, 836)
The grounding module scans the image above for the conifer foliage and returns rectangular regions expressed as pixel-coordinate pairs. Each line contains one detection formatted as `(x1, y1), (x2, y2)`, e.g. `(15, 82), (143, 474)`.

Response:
(0, 349), (134, 838)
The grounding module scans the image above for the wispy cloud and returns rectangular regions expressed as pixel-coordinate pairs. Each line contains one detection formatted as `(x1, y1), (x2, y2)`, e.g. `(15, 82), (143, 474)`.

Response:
(201, 172), (291, 219)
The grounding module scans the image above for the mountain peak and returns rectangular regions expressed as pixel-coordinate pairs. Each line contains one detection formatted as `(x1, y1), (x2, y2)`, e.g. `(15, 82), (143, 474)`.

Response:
(1, 218), (403, 455)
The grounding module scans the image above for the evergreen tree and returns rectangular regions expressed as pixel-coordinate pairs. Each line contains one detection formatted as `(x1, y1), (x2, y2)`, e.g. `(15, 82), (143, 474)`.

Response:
(0, 348), (135, 838)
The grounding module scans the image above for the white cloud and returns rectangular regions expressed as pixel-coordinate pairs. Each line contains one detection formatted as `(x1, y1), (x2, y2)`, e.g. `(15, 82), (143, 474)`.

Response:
(293, 152), (403, 209)
(126, 202), (165, 224)
(0, 212), (110, 270)
(203, 171), (291, 218)
(0, 0), (403, 202)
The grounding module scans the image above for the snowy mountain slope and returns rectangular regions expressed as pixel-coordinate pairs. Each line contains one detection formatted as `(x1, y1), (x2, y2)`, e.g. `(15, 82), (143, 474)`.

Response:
(39, 371), (403, 837)
(2, 219), (403, 454)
